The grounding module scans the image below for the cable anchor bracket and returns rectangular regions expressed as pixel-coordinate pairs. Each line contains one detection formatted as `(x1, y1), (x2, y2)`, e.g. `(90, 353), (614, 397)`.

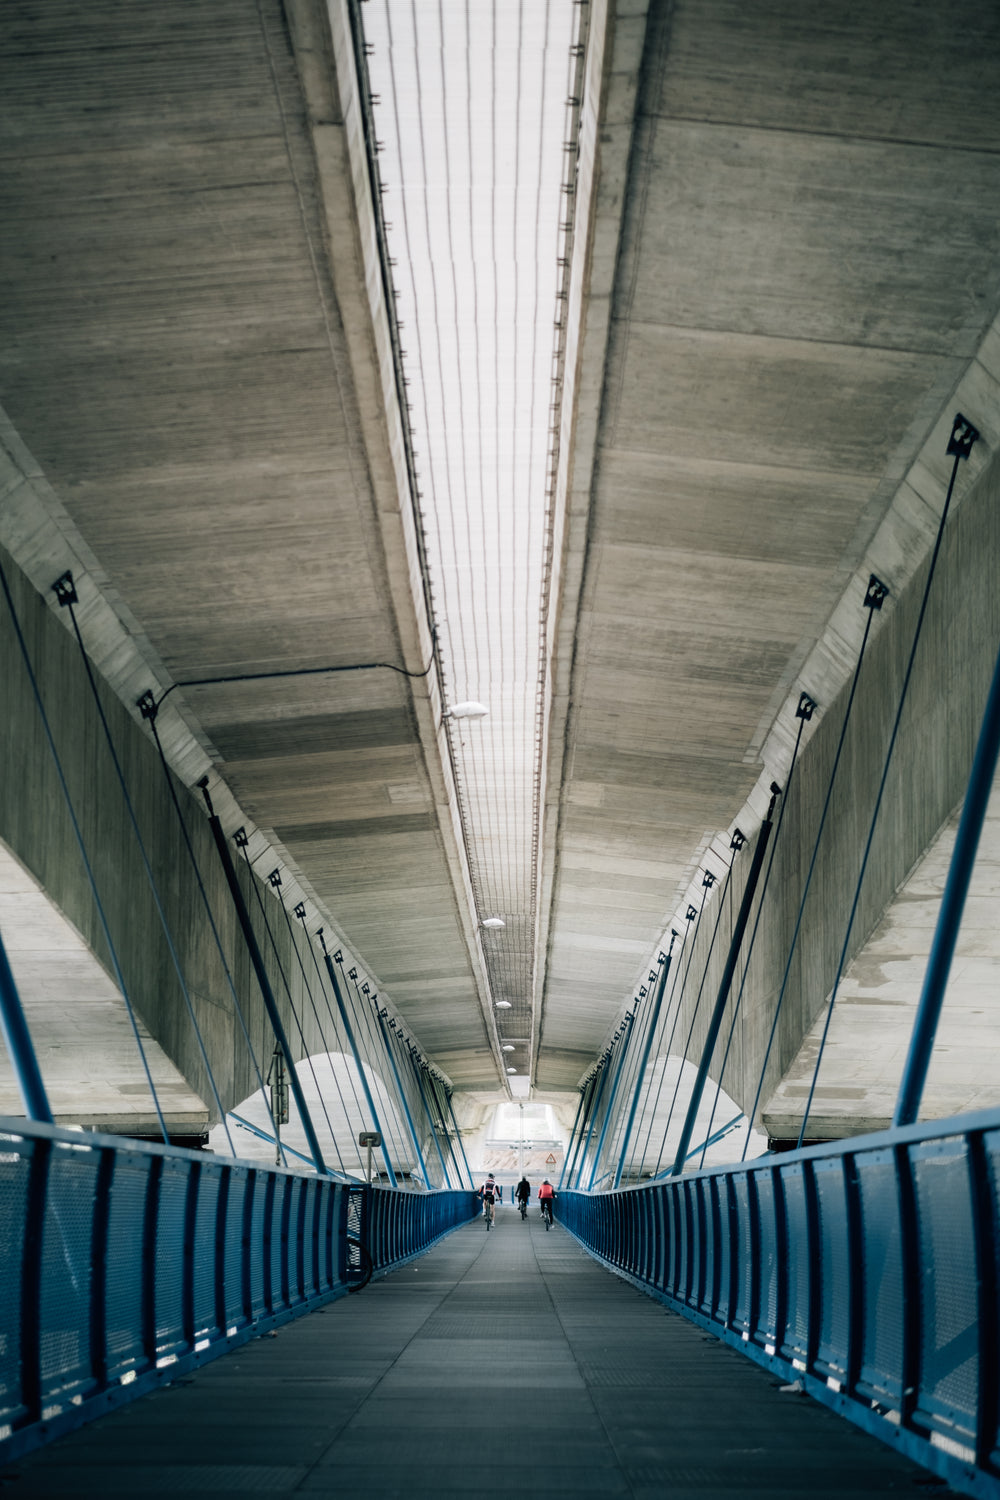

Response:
(948, 412), (980, 460)
(52, 571), (78, 608)
(864, 574), (889, 612)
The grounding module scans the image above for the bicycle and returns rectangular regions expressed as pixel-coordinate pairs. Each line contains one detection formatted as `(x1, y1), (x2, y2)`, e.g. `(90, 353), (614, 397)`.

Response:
(541, 1199), (553, 1230)
(518, 1197), (528, 1220)
(484, 1198), (495, 1231)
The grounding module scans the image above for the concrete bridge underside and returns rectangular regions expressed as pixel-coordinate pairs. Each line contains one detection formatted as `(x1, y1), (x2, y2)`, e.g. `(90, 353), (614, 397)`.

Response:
(1, 0), (999, 1140)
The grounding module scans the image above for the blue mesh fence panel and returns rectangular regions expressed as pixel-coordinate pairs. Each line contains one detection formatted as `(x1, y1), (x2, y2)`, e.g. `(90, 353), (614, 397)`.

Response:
(224, 1169), (250, 1331)
(104, 1152), (152, 1380)
(753, 1171), (780, 1348)
(0, 1119), (476, 1466)
(781, 1163), (811, 1364)
(731, 1174), (753, 1334)
(155, 1161), (190, 1356)
(813, 1157), (850, 1381)
(911, 1139), (978, 1441)
(0, 1141), (30, 1424)
(39, 1144), (98, 1403)
(700, 1180), (719, 1316)
(269, 1179), (287, 1312)
(718, 1178), (736, 1325)
(558, 1110), (1000, 1498)
(856, 1150), (904, 1405)
(192, 1167), (222, 1340)
(247, 1175), (268, 1317)
(678, 1181), (695, 1304)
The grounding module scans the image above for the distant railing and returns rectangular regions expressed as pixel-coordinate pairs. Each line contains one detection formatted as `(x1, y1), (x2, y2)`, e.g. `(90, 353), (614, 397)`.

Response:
(0, 1119), (477, 1463)
(559, 1108), (1000, 1500)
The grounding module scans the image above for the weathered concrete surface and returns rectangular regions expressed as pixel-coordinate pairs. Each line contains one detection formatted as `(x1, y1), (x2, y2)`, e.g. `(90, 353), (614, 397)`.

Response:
(0, 0), (500, 1089)
(2, 0), (1000, 1128)
(0, 843), (208, 1137)
(628, 433), (1000, 1147)
(764, 777), (1000, 1141)
(537, 0), (1000, 1089)
(0, 541), (446, 1167)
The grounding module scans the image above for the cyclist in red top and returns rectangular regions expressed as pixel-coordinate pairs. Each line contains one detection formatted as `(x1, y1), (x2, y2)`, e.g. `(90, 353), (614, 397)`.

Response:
(538, 1179), (555, 1228)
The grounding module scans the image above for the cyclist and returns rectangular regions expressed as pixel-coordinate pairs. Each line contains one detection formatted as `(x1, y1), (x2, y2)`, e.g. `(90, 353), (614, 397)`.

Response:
(516, 1176), (531, 1219)
(479, 1172), (499, 1230)
(539, 1179), (556, 1229)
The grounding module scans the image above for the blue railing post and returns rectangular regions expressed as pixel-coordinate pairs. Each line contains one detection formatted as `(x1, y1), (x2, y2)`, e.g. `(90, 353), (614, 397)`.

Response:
(587, 1012), (635, 1190)
(614, 945), (673, 1189)
(0, 926), (53, 1124)
(894, 628), (1000, 1126)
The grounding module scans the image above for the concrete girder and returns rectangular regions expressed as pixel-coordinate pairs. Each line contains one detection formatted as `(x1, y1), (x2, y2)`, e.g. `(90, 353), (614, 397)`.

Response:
(536, 0), (1000, 1091)
(0, 0), (505, 1092)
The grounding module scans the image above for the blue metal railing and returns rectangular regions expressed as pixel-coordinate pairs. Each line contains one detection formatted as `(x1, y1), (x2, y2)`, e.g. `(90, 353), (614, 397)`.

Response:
(559, 1108), (1000, 1499)
(0, 1118), (477, 1463)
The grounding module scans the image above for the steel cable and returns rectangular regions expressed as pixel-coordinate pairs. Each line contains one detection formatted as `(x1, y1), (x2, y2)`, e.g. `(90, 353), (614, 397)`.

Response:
(652, 856), (737, 1176)
(739, 594), (884, 1159)
(699, 711), (811, 1168)
(798, 416), (978, 1147)
(59, 590), (235, 1156)
(236, 843), (347, 1174)
(634, 914), (698, 1179)
(142, 713), (286, 1163)
(297, 917), (375, 1156)
(274, 894), (369, 1178)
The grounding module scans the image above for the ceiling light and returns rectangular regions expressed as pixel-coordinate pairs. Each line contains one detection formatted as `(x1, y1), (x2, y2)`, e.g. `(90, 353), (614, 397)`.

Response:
(506, 1067), (517, 1074)
(495, 1000), (512, 1009)
(444, 701), (489, 720)
(502, 1044), (515, 1052)
(481, 917), (505, 930)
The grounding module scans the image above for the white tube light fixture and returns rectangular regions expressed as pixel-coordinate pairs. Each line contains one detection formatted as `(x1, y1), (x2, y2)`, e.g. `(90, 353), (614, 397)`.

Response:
(481, 917), (505, 930)
(444, 701), (489, 720)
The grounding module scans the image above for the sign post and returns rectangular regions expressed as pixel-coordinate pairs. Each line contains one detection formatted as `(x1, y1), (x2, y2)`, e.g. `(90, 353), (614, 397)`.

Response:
(359, 1130), (381, 1185)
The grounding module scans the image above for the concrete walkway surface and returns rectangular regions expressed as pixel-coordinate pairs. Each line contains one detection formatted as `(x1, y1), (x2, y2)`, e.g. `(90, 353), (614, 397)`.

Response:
(2, 1210), (948, 1498)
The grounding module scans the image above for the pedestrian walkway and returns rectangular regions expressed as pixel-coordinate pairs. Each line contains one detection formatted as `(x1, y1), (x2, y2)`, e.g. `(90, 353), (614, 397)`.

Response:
(3, 1208), (942, 1497)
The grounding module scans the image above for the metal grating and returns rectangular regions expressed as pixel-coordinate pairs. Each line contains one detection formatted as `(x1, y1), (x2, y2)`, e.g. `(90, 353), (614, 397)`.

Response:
(361, 0), (582, 1073)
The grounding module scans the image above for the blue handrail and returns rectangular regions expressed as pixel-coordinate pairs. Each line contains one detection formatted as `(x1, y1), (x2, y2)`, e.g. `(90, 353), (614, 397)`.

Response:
(0, 1118), (477, 1466)
(558, 1106), (1000, 1499)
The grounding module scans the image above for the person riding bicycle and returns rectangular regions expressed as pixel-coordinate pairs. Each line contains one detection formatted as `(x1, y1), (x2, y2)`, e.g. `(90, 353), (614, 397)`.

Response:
(538, 1179), (556, 1225)
(479, 1173), (499, 1224)
(516, 1176), (530, 1210)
